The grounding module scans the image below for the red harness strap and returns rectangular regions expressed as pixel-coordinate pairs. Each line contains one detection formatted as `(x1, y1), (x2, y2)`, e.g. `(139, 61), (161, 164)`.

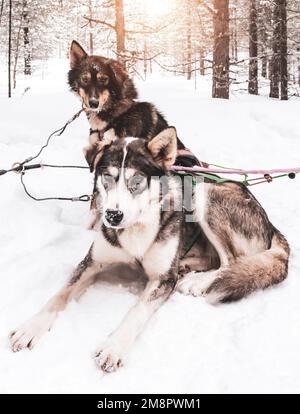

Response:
(176, 149), (209, 168)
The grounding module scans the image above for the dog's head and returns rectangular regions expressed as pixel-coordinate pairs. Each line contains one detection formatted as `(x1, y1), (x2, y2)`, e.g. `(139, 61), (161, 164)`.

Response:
(91, 128), (177, 229)
(68, 40), (137, 112)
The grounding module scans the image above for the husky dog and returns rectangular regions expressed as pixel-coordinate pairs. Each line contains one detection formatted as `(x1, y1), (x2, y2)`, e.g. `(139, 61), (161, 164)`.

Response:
(10, 128), (289, 372)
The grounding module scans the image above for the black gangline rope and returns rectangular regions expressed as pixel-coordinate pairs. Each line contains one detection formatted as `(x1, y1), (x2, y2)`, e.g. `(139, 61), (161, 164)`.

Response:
(0, 108), (93, 202)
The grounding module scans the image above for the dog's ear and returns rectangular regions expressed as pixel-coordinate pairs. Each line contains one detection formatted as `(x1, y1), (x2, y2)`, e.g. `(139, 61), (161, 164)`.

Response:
(109, 60), (128, 83)
(108, 59), (138, 99)
(70, 40), (88, 69)
(83, 135), (114, 173)
(148, 127), (177, 169)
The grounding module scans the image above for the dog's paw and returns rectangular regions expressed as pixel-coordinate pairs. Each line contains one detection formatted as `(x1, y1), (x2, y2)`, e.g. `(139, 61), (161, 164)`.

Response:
(177, 271), (218, 297)
(9, 312), (55, 352)
(94, 341), (124, 373)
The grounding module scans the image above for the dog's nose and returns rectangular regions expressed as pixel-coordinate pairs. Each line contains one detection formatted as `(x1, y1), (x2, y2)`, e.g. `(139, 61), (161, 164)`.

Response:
(105, 209), (124, 226)
(89, 98), (99, 109)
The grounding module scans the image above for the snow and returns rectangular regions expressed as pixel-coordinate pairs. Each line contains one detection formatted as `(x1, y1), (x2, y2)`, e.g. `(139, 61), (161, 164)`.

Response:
(1, 60), (300, 394)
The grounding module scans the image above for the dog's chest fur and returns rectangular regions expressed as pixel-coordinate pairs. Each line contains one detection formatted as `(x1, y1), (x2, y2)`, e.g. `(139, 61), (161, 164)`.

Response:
(87, 112), (108, 131)
(118, 212), (160, 260)
(119, 224), (157, 260)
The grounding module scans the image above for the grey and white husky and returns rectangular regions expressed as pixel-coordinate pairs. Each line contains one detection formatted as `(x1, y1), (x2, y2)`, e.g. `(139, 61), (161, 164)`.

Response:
(10, 128), (289, 372)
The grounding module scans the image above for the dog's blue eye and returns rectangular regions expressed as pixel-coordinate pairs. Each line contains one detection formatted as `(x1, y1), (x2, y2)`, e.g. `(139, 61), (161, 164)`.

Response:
(128, 175), (146, 194)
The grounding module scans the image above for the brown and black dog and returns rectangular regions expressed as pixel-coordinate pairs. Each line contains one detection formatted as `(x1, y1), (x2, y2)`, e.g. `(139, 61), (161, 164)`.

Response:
(68, 40), (202, 169)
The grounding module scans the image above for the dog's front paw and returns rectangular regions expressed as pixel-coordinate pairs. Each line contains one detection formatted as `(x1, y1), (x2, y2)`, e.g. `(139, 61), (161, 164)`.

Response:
(9, 312), (55, 352)
(94, 341), (124, 373)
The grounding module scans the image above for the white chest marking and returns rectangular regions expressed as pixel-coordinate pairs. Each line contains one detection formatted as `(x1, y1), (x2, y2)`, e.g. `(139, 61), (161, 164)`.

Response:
(119, 218), (159, 260)
(92, 231), (133, 265)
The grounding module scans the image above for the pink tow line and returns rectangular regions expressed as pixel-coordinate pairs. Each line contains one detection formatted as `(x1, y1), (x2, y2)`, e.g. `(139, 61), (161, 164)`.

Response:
(171, 166), (300, 175)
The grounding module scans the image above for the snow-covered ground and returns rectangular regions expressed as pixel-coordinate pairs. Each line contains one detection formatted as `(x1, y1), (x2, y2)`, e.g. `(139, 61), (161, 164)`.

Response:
(1, 60), (300, 394)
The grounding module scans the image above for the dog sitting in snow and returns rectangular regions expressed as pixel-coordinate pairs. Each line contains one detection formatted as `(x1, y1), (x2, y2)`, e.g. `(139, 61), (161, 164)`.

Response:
(10, 128), (289, 372)
(68, 40), (200, 168)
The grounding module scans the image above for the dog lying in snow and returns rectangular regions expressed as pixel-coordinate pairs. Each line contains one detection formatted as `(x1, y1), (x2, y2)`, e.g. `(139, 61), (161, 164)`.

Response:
(10, 128), (289, 372)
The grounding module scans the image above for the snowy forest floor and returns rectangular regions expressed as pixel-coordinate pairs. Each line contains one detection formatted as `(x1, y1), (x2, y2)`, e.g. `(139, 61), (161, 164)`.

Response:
(0, 60), (300, 393)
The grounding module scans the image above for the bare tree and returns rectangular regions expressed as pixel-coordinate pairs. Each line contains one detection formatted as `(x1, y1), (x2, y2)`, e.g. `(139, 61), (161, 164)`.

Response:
(258, 1), (271, 79)
(8, 0), (12, 97)
(212, 0), (230, 99)
(115, 0), (125, 62)
(298, 47), (300, 87)
(270, 0), (288, 99)
(0, 0), (5, 27)
(248, 0), (258, 94)
(23, 0), (31, 75)
(186, 0), (192, 80)
(199, 47), (205, 75)
(83, 0), (125, 63)
(279, 0), (288, 100)
(142, 0), (148, 78)
(230, 1), (238, 61)
(270, 0), (280, 98)
(13, 3), (25, 89)
(88, 0), (94, 54)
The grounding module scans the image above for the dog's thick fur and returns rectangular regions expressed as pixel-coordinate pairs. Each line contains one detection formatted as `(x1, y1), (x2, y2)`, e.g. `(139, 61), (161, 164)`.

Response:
(10, 128), (289, 372)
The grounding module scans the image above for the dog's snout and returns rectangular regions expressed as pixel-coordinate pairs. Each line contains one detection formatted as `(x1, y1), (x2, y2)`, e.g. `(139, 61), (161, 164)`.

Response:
(105, 209), (124, 226)
(89, 98), (99, 109)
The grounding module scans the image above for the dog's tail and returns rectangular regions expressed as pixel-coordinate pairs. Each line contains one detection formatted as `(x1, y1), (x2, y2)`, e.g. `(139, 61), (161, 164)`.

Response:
(206, 229), (290, 303)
